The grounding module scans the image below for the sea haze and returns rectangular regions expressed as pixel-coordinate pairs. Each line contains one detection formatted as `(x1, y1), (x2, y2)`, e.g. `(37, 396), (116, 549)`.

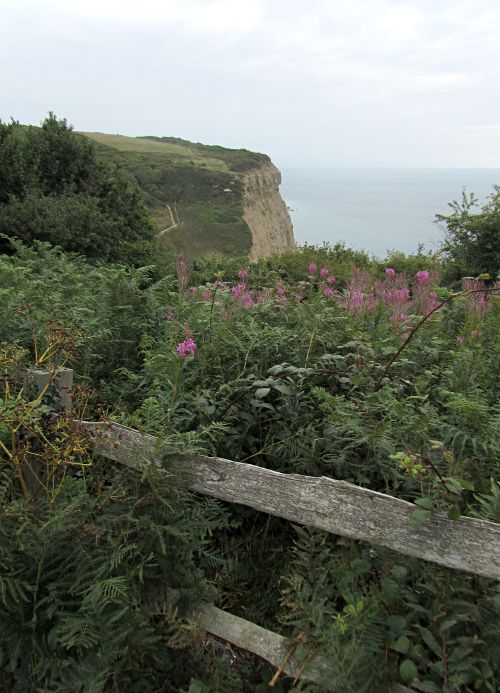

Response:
(280, 168), (500, 258)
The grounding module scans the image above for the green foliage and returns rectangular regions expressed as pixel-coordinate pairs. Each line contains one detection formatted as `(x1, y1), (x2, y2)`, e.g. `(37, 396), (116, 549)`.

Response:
(257, 242), (373, 287)
(1, 243), (499, 691)
(437, 187), (500, 281)
(81, 131), (261, 259)
(132, 257), (499, 690)
(0, 115), (155, 264)
(0, 463), (234, 691)
(0, 241), (162, 410)
(377, 247), (443, 278)
(142, 135), (270, 172)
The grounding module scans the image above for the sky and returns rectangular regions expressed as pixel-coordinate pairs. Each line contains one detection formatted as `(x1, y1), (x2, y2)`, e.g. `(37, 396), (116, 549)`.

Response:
(1, 0), (500, 168)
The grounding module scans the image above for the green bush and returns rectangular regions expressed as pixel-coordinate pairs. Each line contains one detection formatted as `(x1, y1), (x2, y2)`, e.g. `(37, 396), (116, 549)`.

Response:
(437, 187), (500, 281)
(0, 115), (154, 265)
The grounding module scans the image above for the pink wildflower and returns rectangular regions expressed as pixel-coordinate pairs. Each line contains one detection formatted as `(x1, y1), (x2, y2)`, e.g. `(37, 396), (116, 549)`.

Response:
(327, 275), (336, 284)
(238, 268), (248, 283)
(320, 267), (329, 279)
(385, 267), (396, 277)
(457, 337), (465, 345)
(188, 286), (197, 298)
(375, 273), (408, 300)
(201, 290), (212, 301)
(322, 285), (337, 298)
(308, 262), (318, 278)
(413, 279), (441, 316)
(462, 278), (490, 319)
(348, 268), (372, 294)
(348, 290), (365, 314)
(176, 337), (196, 360)
(385, 288), (411, 322)
(241, 293), (255, 308)
(390, 313), (408, 323)
(232, 283), (246, 299)
(415, 270), (430, 283)
(276, 283), (286, 296)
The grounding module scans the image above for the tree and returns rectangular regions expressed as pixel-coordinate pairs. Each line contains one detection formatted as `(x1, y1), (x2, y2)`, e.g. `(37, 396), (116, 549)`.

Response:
(0, 114), (155, 265)
(437, 187), (500, 281)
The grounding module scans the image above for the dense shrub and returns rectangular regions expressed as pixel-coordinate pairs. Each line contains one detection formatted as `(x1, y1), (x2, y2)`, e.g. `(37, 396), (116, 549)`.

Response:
(1, 243), (499, 691)
(0, 115), (154, 264)
(437, 187), (500, 282)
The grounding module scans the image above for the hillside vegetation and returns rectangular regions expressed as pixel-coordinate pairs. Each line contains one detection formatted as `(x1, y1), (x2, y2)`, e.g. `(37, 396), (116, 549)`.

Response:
(0, 115), (154, 265)
(1, 238), (499, 691)
(0, 114), (499, 692)
(83, 131), (270, 259)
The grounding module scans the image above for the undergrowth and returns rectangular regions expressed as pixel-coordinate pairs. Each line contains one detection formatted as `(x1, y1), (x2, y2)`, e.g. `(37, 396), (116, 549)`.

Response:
(1, 244), (499, 691)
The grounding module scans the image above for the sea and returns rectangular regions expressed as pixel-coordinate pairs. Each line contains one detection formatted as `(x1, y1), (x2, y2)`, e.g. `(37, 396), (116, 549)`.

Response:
(280, 168), (500, 258)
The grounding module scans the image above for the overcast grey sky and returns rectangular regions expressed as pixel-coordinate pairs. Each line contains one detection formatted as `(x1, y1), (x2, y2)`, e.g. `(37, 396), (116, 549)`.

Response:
(1, 0), (499, 168)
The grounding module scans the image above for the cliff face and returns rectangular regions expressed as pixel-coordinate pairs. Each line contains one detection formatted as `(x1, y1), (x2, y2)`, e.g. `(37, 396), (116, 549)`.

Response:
(242, 162), (296, 260)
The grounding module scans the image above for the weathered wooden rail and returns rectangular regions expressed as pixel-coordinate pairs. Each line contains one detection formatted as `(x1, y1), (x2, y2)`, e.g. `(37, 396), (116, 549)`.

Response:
(19, 358), (490, 693)
(80, 420), (500, 581)
(76, 418), (499, 689)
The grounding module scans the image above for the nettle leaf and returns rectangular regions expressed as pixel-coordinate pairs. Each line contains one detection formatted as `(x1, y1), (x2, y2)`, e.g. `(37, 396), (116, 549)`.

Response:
(414, 497), (433, 510)
(445, 478), (464, 495)
(417, 682), (442, 693)
(273, 383), (292, 395)
(439, 617), (460, 634)
(350, 558), (370, 574)
(411, 508), (432, 529)
(267, 364), (284, 375)
(400, 658), (418, 683)
(254, 387), (271, 399)
(391, 565), (408, 581)
(391, 635), (410, 654)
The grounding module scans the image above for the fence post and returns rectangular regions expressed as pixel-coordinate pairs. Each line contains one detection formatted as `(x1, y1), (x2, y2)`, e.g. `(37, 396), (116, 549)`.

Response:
(22, 368), (74, 495)
(25, 367), (73, 412)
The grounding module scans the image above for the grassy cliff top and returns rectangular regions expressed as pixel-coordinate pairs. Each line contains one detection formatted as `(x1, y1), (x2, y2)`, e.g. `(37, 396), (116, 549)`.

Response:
(82, 132), (269, 173)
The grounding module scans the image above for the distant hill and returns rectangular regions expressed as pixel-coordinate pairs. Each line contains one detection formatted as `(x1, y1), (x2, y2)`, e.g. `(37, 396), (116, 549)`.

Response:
(82, 132), (273, 259)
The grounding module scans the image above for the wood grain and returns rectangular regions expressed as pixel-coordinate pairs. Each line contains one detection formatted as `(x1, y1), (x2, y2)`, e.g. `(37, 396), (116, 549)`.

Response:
(168, 588), (412, 691)
(79, 420), (500, 580)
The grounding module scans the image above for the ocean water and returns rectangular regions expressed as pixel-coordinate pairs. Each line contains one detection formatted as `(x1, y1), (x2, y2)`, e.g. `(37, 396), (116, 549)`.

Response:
(280, 168), (500, 258)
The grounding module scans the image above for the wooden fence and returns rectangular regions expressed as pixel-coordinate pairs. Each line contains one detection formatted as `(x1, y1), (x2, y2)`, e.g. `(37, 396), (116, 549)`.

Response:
(77, 418), (499, 690)
(29, 371), (500, 690)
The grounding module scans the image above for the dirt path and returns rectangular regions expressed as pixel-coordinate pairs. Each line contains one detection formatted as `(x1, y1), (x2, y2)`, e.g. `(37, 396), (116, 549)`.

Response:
(158, 204), (180, 236)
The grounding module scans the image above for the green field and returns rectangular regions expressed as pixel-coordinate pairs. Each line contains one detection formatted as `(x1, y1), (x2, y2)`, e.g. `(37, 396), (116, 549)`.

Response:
(82, 132), (229, 171)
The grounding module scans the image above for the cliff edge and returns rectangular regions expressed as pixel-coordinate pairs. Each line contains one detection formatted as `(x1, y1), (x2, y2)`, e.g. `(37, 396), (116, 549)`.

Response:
(83, 132), (295, 260)
(242, 162), (296, 260)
